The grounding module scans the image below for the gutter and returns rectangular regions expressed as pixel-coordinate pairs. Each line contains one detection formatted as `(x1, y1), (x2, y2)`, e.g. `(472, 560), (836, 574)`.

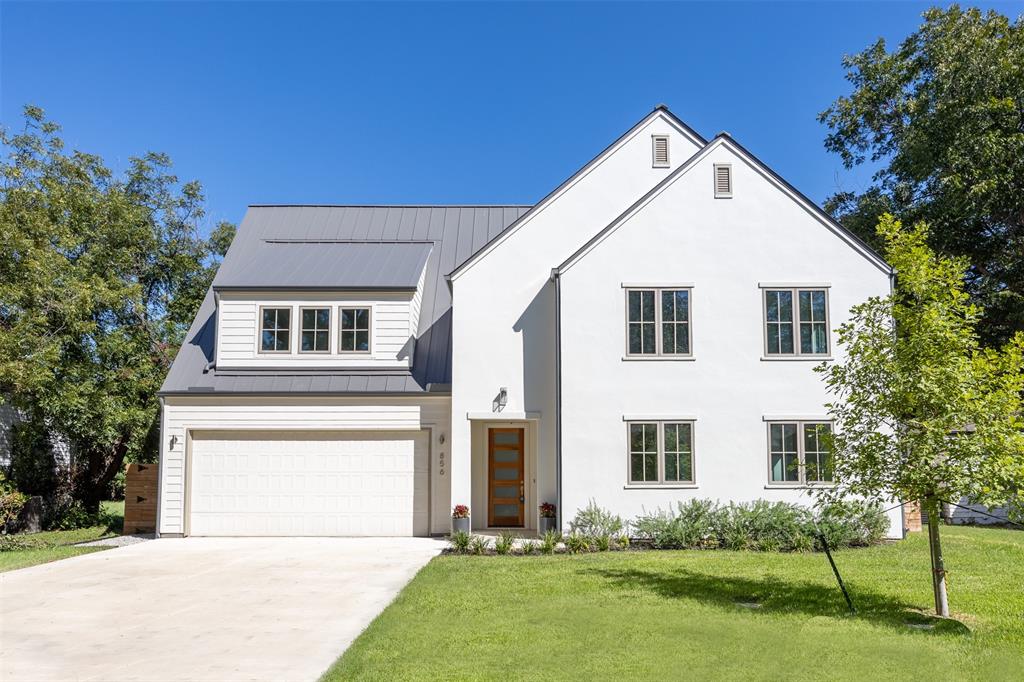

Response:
(551, 268), (564, 532)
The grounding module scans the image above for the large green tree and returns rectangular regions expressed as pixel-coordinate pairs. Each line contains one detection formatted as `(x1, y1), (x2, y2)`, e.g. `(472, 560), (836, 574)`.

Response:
(0, 106), (234, 511)
(818, 214), (1024, 617)
(820, 5), (1024, 346)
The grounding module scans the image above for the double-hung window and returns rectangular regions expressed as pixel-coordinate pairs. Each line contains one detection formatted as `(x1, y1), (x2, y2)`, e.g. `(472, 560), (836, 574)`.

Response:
(763, 287), (829, 356)
(627, 421), (695, 485)
(767, 421), (833, 484)
(626, 288), (692, 357)
(339, 307), (371, 353)
(300, 307), (331, 353)
(259, 307), (291, 353)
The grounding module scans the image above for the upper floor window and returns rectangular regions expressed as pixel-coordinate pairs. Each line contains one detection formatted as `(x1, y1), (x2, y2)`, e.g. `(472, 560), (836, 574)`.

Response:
(628, 420), (695, 485)
(767, 421), (833, 484)
(300, 307), (331, 353)
(339, 307), (371, 353)
(259, 307), (291, 353)
(763, 288), (829, 356)
(626, 288), (692, 357)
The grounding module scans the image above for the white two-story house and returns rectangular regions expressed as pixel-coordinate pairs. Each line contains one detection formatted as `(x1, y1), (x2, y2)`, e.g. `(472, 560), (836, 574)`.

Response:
(157, 105), (904, 539)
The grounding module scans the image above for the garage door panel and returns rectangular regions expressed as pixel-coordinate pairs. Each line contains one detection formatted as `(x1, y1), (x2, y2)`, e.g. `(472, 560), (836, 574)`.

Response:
(189, 430), (429, 537)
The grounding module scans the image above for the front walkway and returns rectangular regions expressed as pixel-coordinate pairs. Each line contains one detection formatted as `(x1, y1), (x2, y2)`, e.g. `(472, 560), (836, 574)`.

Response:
(0, 537), (443, 681)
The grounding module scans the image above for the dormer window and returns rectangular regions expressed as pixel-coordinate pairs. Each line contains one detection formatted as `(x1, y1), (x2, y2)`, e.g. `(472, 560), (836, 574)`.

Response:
(259, 307), (291, 353)
(300, 307), (331, 353)
(339, 307), (371, 353)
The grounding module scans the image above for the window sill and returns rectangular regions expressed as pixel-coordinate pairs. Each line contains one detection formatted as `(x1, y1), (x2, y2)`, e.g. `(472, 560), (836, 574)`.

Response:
(624, 484), (699, 490)
(764, 484), (836, 490)
(622, 356), (696, 362)
(760, 356), (832, 362)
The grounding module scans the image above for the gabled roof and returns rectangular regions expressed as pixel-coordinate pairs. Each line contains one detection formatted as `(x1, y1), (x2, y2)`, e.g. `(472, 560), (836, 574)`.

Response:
(160, 205), (531, 395)
(446, 104), (707, 281)
(554, 133), (892, 277)
(213, 240), (433, 291)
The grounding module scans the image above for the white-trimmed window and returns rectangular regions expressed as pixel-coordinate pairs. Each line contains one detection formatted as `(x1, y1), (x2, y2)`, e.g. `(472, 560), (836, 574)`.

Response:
(259, 306), (291, 353)
(763, 288), (829, 356)
(767, 421), (833, 484)
(299, 307), (331, 353)
(339, 307), (371, 353)
(628, 421), (695, 485)
(626, 288), (692, 356)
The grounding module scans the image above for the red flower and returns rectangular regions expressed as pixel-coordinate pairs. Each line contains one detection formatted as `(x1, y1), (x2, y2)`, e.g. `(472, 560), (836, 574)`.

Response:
(452, 504), (470, 518)
(539, 502), (557, 518)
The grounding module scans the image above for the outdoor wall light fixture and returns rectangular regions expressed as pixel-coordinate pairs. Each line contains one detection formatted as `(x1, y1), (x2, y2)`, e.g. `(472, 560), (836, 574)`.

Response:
(494, 387), (508, 412)
(169, 435), (178, 450)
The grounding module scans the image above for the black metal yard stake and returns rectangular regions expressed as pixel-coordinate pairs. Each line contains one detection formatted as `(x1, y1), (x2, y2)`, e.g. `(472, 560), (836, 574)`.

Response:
(820, 533), (856, 615)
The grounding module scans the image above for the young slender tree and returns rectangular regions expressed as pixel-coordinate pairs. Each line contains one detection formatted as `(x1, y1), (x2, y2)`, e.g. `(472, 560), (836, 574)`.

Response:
(0, 106), (234, 511)
(817, 214), (1024, 617)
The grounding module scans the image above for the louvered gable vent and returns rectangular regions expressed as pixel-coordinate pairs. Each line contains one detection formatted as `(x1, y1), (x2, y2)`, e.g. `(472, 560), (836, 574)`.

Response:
(714, 163), (732, 198)
(652, 135), (669, 167)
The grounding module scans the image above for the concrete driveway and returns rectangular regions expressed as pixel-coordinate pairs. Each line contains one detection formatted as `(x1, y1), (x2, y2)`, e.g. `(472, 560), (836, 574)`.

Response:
(1, 537), (443, 681)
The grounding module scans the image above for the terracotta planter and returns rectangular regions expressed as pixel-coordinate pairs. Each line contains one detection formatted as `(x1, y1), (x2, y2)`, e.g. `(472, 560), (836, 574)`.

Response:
(539, 516), (558, 535)
(452, 516), (471, 534)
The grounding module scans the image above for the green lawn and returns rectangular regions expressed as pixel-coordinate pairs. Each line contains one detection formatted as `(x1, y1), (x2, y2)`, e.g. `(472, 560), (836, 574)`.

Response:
(325, 526), (1024, 681)
(0, 500), (124, 573)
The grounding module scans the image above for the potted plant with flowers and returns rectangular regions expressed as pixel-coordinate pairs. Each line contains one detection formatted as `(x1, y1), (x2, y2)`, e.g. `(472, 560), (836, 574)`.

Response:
(452, 504), (471, 534)
(539, 502), (557, 535)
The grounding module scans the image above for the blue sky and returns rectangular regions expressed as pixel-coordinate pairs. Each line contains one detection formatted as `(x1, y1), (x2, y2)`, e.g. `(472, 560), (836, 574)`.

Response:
(3, 1), (1020, 234)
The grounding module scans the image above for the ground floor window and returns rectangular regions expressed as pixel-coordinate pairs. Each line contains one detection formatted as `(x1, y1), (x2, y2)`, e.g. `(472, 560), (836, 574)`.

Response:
(767, 421), (833, 484)
(627, 420), (695, 484)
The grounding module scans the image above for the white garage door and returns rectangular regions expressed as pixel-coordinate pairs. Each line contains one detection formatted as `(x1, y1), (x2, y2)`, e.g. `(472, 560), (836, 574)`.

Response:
(188, 430), (429, 537)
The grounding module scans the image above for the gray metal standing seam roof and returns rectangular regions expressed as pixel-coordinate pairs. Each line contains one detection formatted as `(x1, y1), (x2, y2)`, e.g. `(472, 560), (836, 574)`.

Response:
(212, 240), (434, 291)
(160, 205), (532, 395)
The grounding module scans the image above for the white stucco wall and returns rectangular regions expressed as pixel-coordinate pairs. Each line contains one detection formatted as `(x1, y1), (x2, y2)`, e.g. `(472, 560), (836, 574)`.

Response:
(557, 140), (902, 538)
(449, 110), (704, 520)
(158, 395), (452, 535)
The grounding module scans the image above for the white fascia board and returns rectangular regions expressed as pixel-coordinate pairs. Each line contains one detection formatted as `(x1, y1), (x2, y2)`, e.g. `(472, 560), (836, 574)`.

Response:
(556, 136), (891, 277)
(556, 138), (726, 275)
(448, 109), (704, 282)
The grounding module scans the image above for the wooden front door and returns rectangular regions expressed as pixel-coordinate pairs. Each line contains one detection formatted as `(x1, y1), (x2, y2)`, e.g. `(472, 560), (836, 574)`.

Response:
(488, 428), (525, 527)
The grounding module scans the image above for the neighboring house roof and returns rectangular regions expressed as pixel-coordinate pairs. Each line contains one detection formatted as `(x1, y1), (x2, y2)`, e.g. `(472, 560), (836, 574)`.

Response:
(213, 240), (434, 291)
(446, 104), (708, 282)
(160, 205), (531, 395)
(554, 133), (892, 277)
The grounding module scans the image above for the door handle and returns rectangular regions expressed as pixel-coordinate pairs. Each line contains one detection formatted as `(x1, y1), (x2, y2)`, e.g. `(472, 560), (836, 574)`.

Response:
(519, 481), (524, 503)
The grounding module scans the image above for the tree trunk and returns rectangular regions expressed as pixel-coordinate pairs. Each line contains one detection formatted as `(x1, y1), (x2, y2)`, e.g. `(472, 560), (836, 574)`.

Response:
(925, 496), (950, 617)
(74, 438), (130, 514)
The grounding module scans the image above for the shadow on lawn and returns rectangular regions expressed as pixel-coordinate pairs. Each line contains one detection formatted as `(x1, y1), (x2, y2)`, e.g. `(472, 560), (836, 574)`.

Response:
(584, 566), (970, 637)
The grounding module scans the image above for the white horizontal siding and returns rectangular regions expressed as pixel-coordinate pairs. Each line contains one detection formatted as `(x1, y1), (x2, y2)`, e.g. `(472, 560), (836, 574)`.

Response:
(158, 396), (452, 535)
(215, 291), (417, 369)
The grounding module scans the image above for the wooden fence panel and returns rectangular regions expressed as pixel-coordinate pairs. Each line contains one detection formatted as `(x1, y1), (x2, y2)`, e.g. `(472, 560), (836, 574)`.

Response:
(123, 463), (158, 535)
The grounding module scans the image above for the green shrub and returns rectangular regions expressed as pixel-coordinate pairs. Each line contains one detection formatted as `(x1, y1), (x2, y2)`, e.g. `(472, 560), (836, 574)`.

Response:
(564, 532), (590, 554)
(469, 535), (490, 555)
(494, 531), (517, 555)
(632, 498), (889, 553)
(569, 500), (625, 539)
(539, 530), (560, 555)
(594, 534), (612, 551)
(449, 530), (471, 553)
(519, 539), (539, 555)
(0, 472), (28, 528)
(616, 534), (630, 551)
(632, 499), (724, 549)
(815, 500), (890, 549)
